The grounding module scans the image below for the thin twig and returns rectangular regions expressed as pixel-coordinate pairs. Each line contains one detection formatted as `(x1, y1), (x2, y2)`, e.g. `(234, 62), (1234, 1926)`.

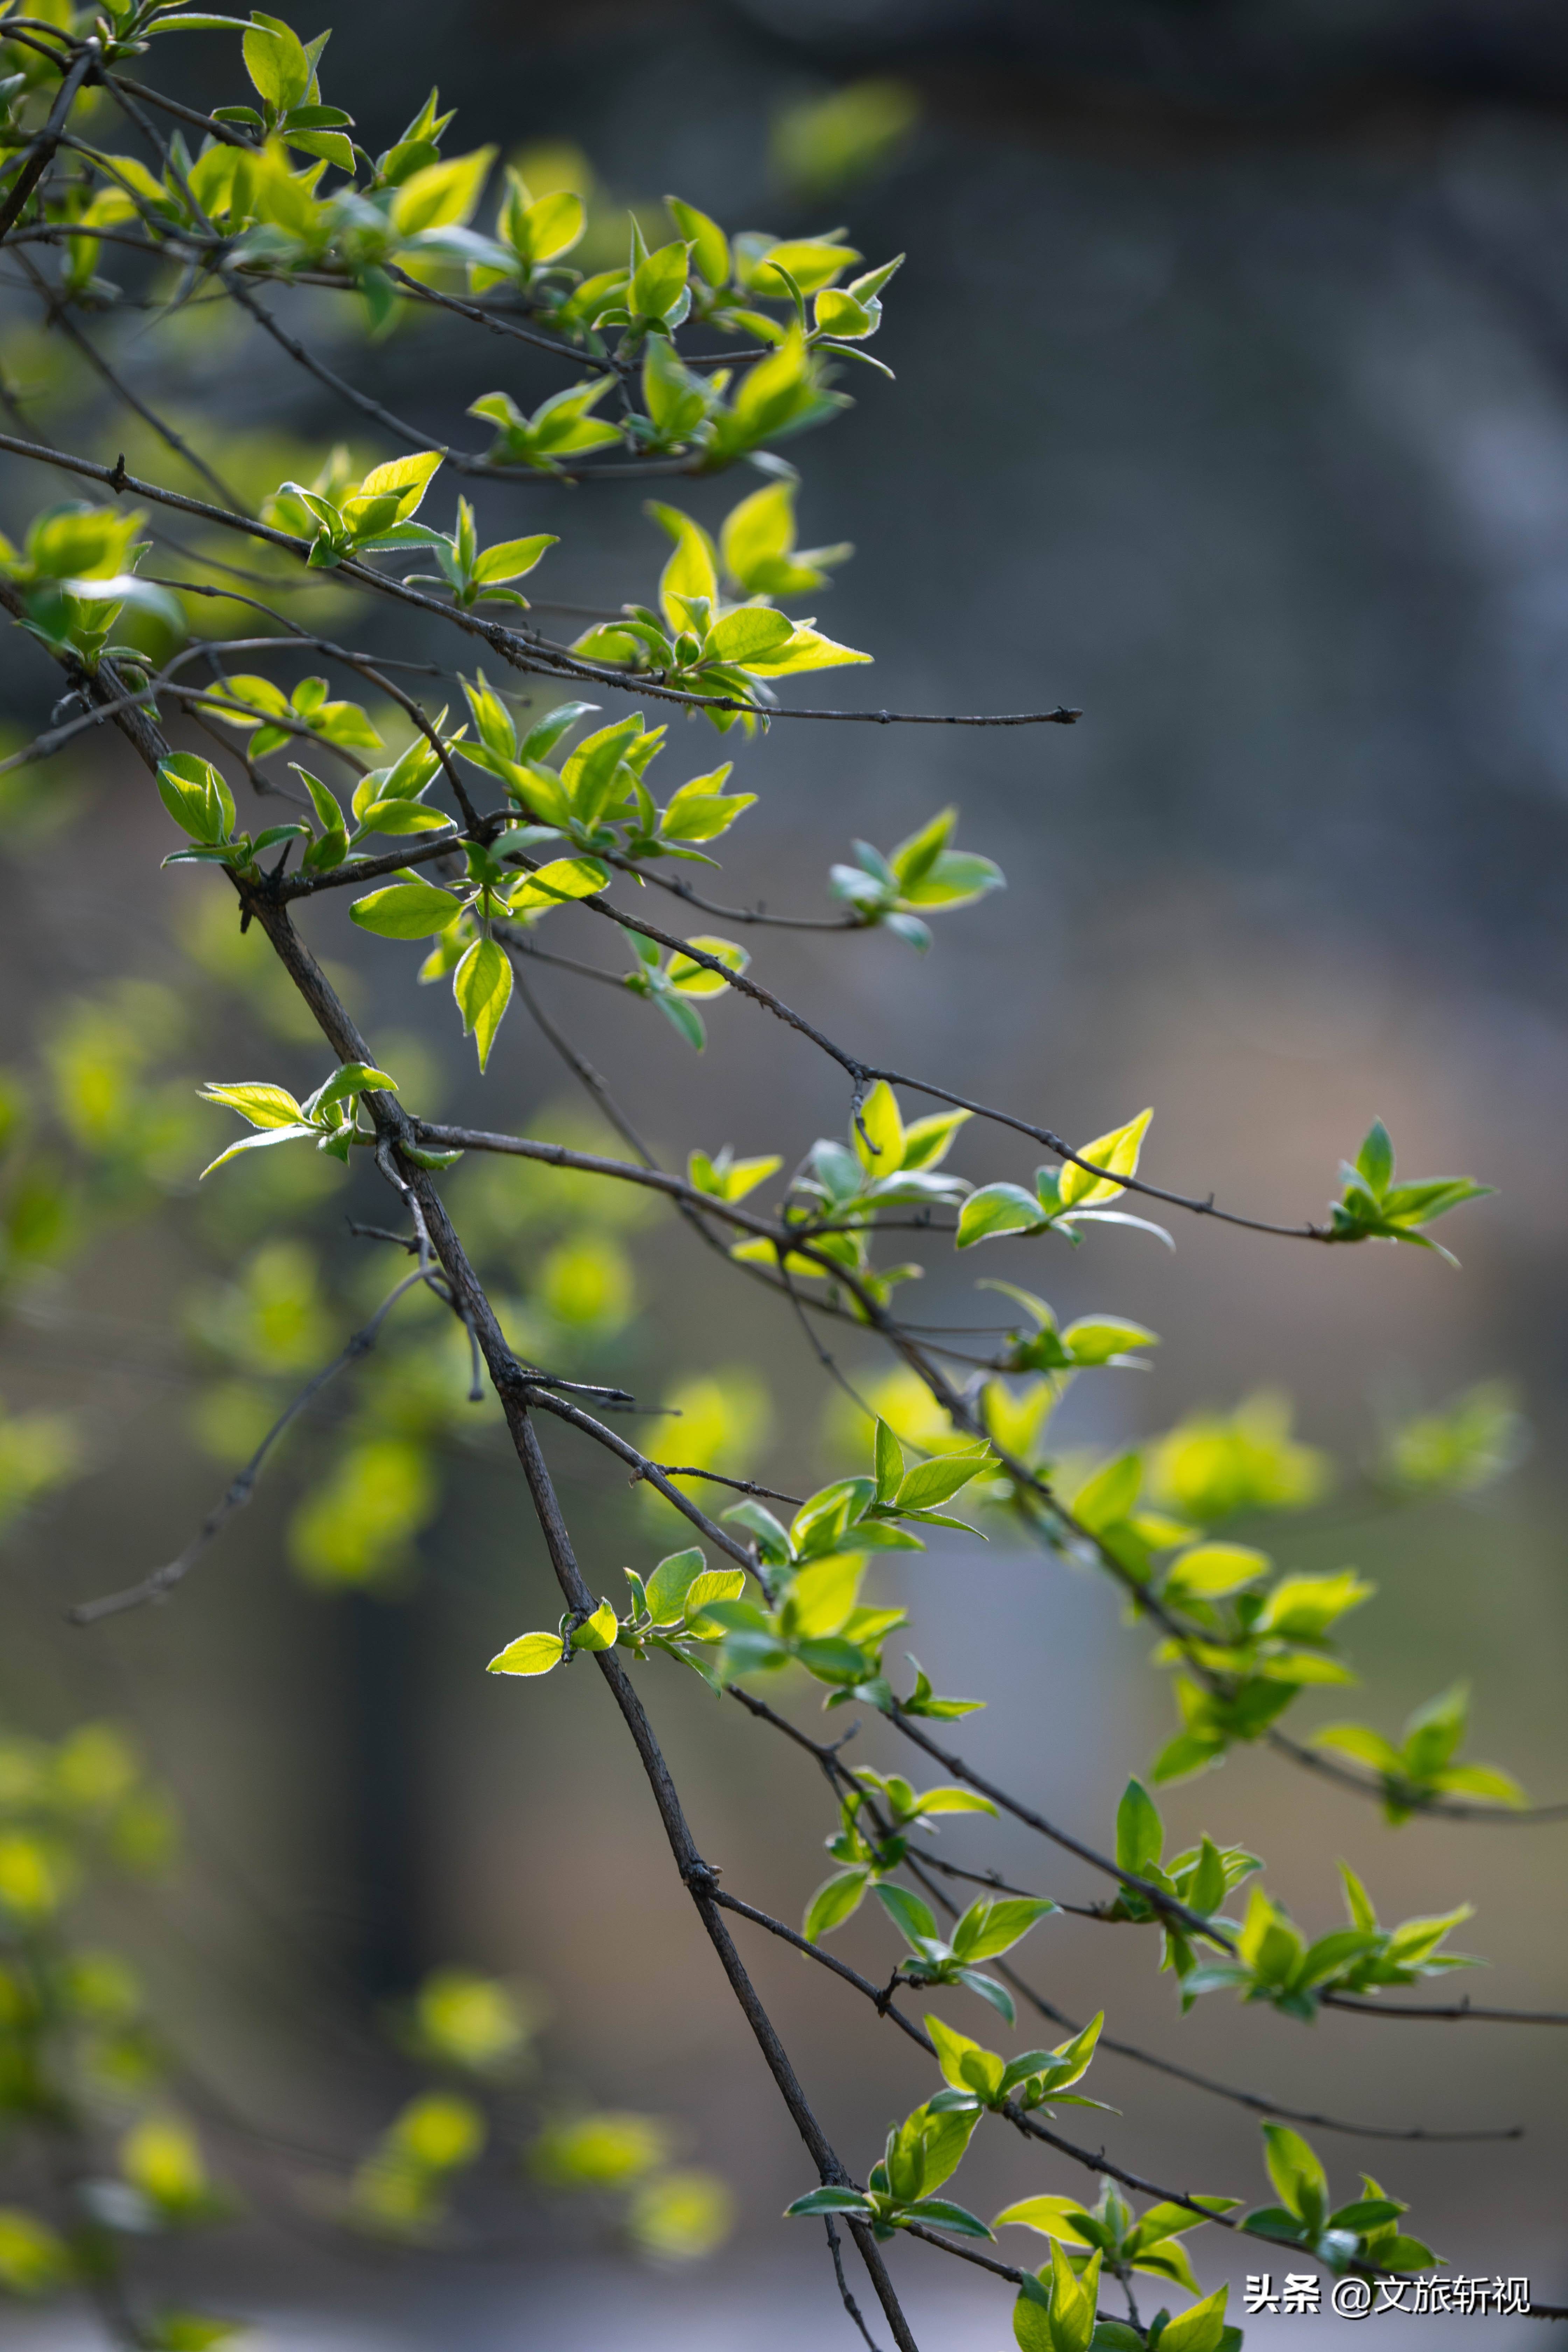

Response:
(68, 1265), (435, 1623)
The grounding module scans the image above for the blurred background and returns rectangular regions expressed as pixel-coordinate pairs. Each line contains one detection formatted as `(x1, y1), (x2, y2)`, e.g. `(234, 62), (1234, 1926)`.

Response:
(3, 0), (1568, 2342)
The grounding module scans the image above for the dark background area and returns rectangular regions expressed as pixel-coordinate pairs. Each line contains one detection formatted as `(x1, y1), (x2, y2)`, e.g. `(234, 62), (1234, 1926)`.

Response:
(3, 0), (1567, 2342)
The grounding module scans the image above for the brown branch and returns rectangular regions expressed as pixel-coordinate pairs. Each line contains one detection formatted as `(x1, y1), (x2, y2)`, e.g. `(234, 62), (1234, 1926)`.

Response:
(0, 38), (99, 243)
(891, 1855), (1521, 2144)
(726, 1685), (1228, 1946)
(10, 245), (248, 510)
(1263, 1726), (1568, 1825)
(704, 1837), (1527, 2296)
(0, 435), (1083, 730)
(1321, 1993), (1568, 2025)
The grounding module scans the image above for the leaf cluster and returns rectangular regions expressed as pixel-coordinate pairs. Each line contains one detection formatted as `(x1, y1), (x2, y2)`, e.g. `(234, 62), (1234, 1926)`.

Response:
(1245, 2126), (1440, 2276)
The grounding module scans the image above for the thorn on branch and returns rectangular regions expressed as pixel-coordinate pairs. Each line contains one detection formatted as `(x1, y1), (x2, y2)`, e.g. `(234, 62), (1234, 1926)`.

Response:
(108, 450), (127, 495)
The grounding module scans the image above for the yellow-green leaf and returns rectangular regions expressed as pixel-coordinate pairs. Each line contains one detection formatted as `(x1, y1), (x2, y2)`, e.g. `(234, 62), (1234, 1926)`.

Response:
(487, 1631), (565, 1676)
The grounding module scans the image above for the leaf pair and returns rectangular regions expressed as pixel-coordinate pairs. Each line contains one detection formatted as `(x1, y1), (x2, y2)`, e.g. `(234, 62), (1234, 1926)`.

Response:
(1245, 2126), (1440, 2276)
(206, 671), (382, 765)
(486, 1601), (619, 1679)
(994, 2178), (1238, 2313)
(958, 1110), (1171, 1250)
(1179, 1867), (1476, 2020)
(1311, 1679), (1527, 1821)
(351, 850), (609, 1068)
(272, 449), (445, 568)
(196, 1062), (398, 1178)
(1328, 1119), (1491, 1265)
(401, 499), (556, 609)
(785, 2093), (988, 2244)
(926, 2009), (1106, 2118)
(156, 752), (312, 875)
(829, 806), (1004, 952)
(873, 1881), (1056, 2024)
(622, 932), (748, 1052)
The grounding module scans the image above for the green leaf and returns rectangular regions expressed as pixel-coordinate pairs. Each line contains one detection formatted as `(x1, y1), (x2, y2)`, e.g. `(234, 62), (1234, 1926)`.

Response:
(1072, 1452), (1142, 1534)
(666, 194), (729, 287)
(1129, 2197), (1240, 2246)
(1254, 1570), (1373, 1642)
(1156, 2285), (1230, 2352)
(570, 1600), (619, 1652)
(643, 1548), (707, 1622)
(508, 856), (609, 913)
(453, 936), (512, 1070)
(487, 1631), (565, 1676)
(951, 1896), (1055, 1962)
(873, 1418), (905, 1504)
(1013, 2283), (1055, 2352)
(1059, 1315), (1158, 1366)
(992, 2196), (1098, 2247)
(1057, 1108), (1153, 1212)
(898, 1108), (971, 1170)
(1328, 2198), (1405, 2234)
(1115, 1778), (1163, 1878)
(1046, 2237), (1101, 2352)
(804, 1869), (870, 1942)
(898, 2195), (991, 2238)
(705, 606), (796, 665)
(742, 622), (871, 678)
(955, 1183), (1046, 1248)
(356, 450), (444, 524)
(784, 2186), (873, 2218)
(630, 238), (692, 323)
(208, 671), (290, 725)
(309, 1062), (398, 1113)
(815, 287), (874, 337)
(645, 984), (707, 1051)
(392, 149), (496, 236)
(1309, 1723), (1404, 1774)
(744, 236), (861, 299)
(351, 881), (464, 939)
(1355, 1118), (1394, 1196)
(1376, 2233), (1443, 2273)
(682, 1567), (748, 1633)
(198, 1123), (318, 1178)
(157, 752), (234, 845)
(1163, 1541), (1269, 1602)
(892, 1445), (992, 1514)
(1262, 2125), (1328, 2231)
(197, 1080), (304, 1131)
(1394, 1683), (1468, 1785)
(243, 12), (311, 109)
(473, 533), (557, 587)
(874, 1880), (938, 1948)
(665, 935), (749, 997)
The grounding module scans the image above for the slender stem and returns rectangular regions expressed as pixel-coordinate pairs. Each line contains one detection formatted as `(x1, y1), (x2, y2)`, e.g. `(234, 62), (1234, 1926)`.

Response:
(68, 1267), (438, 1623)
(0, 38), (100, 241)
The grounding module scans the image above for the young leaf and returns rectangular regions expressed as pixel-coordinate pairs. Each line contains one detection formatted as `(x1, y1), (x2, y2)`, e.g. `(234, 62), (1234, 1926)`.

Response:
(487, 1632), (566, 1676)
(1056, 1108), (1153, 1212)
(1262, 2124), (1328, 2230)
(803, 1869), (869, 1943)
(874, 1881), (938, 1947)
(453, 936), (513, 1070)
(351, 881), (464, 939)
(1115, 1779), (1163, 1878)
(1156, 2285), (1231, 2352)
